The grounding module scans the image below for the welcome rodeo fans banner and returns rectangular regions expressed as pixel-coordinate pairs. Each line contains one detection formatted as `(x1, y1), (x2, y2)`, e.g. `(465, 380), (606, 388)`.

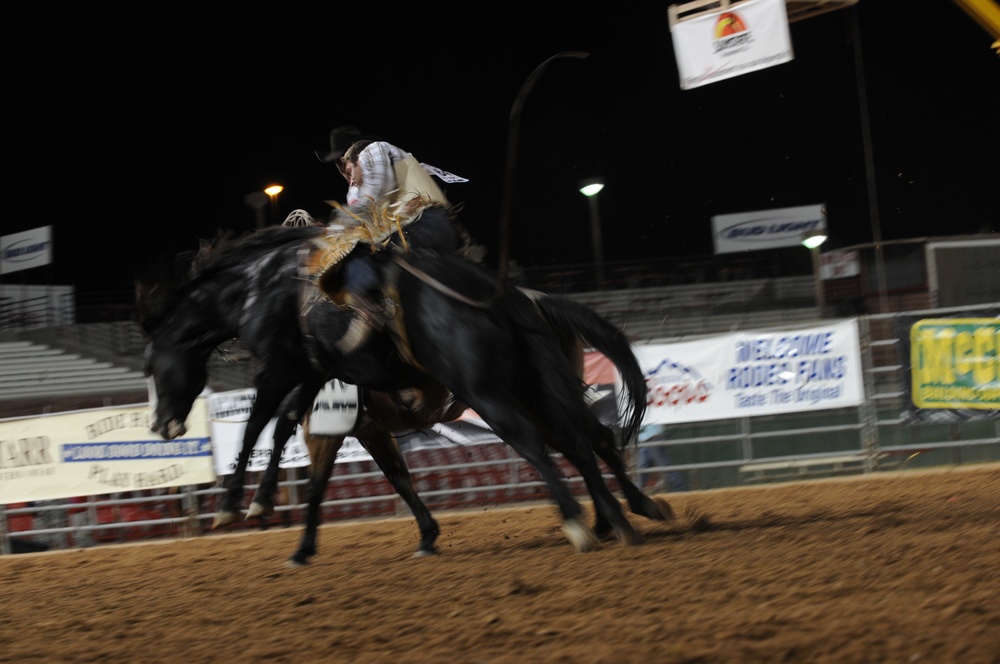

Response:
(895, 309), (1000, 423)
(0, 401), (215, 503)
(631, 319), (865, 425)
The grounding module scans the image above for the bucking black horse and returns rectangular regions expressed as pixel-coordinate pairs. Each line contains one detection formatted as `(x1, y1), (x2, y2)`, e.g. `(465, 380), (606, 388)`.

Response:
(137, 224), (668, 556)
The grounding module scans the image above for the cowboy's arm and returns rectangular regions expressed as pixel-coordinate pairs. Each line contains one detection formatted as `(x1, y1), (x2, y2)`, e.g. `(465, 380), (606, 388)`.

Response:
(351, 142), (395, 207)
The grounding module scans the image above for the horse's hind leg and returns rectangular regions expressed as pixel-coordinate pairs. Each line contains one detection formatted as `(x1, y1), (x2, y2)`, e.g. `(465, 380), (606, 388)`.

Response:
(359, 429), (440, 557)
(558, 437), (643, 547)
(591, 425), (674, 529)
(469, 395), (599, 552)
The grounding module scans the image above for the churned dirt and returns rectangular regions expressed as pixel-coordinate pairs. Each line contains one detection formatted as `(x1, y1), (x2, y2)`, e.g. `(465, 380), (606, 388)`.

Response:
(2, 464), (1000, 664)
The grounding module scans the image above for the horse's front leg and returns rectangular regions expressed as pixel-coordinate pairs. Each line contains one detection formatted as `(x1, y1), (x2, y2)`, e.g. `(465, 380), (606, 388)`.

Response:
(359, 428), (440, 557)
(288, 423), (344, 567)
(249, 380), (325, 522)
(247, 411), (301, 521)
(213, 387), (291, 529)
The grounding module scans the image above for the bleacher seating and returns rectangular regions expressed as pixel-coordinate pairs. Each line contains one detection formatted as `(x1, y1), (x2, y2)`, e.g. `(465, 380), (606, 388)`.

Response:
(567, 275), (820, 339)
(0, 340), (147, 401)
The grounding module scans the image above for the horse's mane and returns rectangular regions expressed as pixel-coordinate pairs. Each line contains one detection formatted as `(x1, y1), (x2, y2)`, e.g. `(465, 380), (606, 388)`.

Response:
(190, 225), (321, 278)
(135, 225), (323, 333)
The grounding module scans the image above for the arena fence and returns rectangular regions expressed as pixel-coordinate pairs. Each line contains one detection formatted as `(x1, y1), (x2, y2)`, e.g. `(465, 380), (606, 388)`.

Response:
(3, 302), (999, 555)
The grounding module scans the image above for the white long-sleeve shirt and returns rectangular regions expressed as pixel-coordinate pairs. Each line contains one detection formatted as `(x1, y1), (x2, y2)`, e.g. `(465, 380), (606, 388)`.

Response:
(346, 141), (409, 208)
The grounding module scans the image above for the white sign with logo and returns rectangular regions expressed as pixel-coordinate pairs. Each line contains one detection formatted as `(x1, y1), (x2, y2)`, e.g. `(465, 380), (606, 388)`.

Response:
(820, 250), (861, 280)
(309, 380), (361, 435)
(670, 0), (793, 90)
(207, 389), (313, 475)
(628, 319), (865, 425)
(1, 225), (53, 275)
(711, 204), (826, 254)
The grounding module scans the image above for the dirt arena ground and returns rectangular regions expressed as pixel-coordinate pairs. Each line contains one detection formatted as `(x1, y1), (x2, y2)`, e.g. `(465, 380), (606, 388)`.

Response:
(2, 464), (999, 663)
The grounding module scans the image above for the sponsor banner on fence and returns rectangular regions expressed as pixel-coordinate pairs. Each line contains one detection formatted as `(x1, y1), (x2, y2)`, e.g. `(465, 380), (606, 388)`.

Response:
(630, 319), (865, 424)
(207, 389), (314, 475)
(670, 0), (793, 90)
(895, 311), (1000, 422)
(0, 400), (215, 504)
(207, 351), (620, 474)
(308, 380), (361, 436)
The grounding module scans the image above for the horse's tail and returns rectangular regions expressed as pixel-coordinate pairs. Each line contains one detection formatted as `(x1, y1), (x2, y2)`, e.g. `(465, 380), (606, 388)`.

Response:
(531, 293), (648, 448)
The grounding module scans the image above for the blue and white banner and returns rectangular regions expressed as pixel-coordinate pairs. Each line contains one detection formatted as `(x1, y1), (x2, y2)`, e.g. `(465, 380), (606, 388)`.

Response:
(1, 226), (52, 275)
(0, 401), (215, 503)
(630, 319), (865, 424)
(711, 204), (826, 254)
(670, 0), (793, 90)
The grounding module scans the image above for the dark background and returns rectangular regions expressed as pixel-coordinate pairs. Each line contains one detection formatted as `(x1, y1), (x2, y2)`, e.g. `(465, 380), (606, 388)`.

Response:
(5, 1), (998, 293)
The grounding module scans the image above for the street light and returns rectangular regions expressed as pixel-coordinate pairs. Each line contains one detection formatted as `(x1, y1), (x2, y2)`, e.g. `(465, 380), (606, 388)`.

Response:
(802, 229), (828, 312)
(579, 178), (605, 288)
(264, 184), (283, 225)
(497, 50), (589, 286)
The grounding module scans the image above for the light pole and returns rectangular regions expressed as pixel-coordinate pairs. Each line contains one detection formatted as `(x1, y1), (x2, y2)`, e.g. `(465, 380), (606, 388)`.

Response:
(264, 184), (283, 226)
(802, 229), (828, 313)
(579, 178), (605, 289)
(244, 191), (268, 229)
(497, 50), (589, 286)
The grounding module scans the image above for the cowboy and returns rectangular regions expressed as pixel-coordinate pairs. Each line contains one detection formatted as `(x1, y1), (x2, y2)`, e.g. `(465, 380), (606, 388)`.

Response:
(313, 126), (475, 351)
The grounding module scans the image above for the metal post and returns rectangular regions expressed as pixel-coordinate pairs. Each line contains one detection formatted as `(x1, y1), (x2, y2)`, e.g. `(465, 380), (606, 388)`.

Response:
(851, 6), (890, 313)
(811, 245), (825, 312)
(588, 194), (605, 288)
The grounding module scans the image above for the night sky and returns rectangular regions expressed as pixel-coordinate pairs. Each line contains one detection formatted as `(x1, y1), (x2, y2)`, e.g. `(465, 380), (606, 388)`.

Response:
(6, 1), (998, 293)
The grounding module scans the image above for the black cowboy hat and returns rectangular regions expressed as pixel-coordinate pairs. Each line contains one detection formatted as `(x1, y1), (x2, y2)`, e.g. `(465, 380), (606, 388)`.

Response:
(315, 125), (362, 163)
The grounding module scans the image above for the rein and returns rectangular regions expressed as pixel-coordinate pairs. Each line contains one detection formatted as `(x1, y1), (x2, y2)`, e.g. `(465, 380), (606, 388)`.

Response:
(390, 255), (500, 309)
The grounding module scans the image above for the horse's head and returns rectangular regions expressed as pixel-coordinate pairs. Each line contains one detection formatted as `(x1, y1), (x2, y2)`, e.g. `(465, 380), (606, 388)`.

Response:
(143, 338), (209, 440)
(135, 225), (322, 440)
(135, 241), (221, 440)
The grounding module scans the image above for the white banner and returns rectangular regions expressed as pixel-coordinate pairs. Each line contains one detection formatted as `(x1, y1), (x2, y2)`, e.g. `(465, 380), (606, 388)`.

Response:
(0, 400), (215, 503)
(820, 250), (861, 280)
(309, 380), (361, 435)
(632, 319), (865, 424)
(1, 226), (53, 275)
(670, 0), (794, 90)
(670, 0), (793, 90)
(207, 389), (313, 475)
(711, 204), (826, 254)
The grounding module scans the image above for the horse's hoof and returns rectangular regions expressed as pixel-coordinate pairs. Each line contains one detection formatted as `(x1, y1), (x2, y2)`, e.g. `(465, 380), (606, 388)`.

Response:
(212, 511), (239, 529)
(285, 557), (309, 569)
(653, 496), (675, 523)
(413, 548), (438, 558)
(562, 519), (600, 553)
(614, 524), (644, 547)
(246, 501), (274, 519)
(593, 524), (615, 542)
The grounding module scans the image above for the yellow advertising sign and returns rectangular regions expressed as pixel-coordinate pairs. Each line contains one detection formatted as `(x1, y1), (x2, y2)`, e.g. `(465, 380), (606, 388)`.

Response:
(911, 318), (1000, 409)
